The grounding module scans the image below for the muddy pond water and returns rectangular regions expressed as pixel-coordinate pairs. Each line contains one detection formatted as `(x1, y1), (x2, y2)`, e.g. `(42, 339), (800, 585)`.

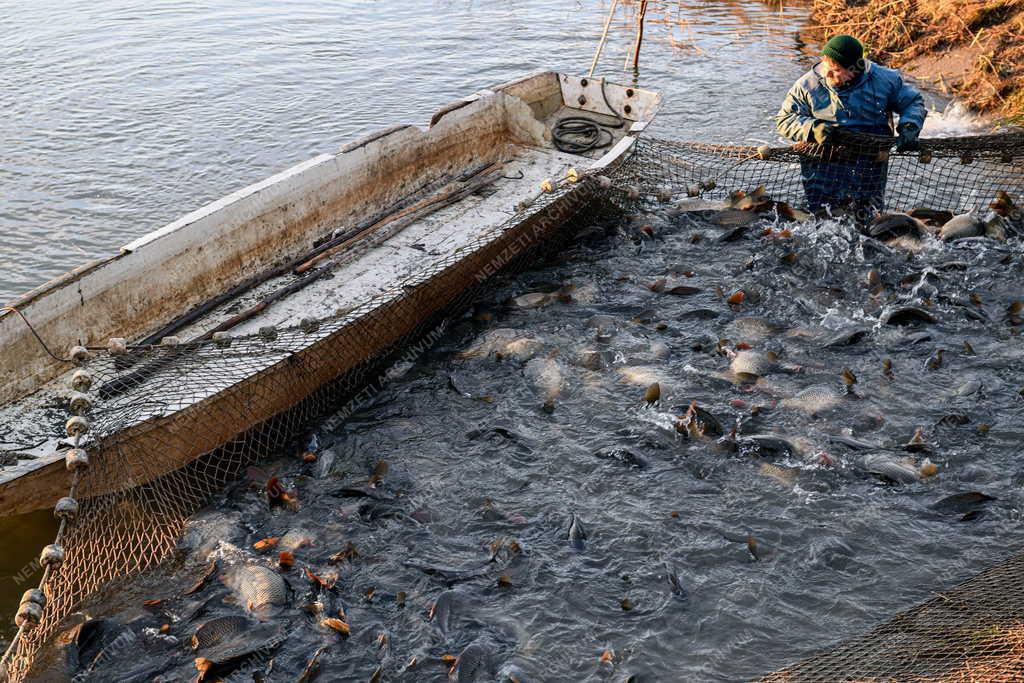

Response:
(3, 1), (1018, 681)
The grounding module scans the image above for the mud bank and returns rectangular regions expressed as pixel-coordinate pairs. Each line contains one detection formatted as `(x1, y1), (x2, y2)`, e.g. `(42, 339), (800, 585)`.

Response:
(808, 0), (1024, 123)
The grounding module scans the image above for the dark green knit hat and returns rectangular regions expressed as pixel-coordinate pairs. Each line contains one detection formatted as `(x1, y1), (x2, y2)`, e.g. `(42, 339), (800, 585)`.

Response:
(821, 34), (864, 69)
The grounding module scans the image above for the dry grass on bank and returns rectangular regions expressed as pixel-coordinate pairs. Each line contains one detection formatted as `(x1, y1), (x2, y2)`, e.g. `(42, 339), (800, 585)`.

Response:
(809, 0), (1024, 123)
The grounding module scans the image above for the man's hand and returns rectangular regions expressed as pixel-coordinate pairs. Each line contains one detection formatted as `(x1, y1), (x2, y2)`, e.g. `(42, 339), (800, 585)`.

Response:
(809, 120), (836, 145)
(896, 122), (921, 152)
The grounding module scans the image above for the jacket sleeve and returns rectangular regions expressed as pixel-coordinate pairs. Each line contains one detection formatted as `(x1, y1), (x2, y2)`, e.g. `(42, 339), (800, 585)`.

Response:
(890, 74), (926, 130)
(775, 82), (815, 142)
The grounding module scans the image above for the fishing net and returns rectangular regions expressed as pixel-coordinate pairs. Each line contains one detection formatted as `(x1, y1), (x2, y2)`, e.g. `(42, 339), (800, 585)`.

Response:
(633, 131), (1024, 223)
(760, 552), (1024, 682)
(2, 129), (1023, 681)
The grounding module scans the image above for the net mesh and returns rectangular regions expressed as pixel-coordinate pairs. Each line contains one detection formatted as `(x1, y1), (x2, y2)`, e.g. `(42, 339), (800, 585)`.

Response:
(2, 129), (1023, 681)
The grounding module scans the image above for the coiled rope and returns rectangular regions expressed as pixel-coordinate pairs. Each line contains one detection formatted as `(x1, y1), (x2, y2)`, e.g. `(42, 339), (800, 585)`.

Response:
(552, 78), (625, 155)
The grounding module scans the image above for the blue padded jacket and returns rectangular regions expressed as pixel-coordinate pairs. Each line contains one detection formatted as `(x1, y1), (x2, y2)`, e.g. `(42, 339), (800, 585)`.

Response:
(775, 60), (926, 141)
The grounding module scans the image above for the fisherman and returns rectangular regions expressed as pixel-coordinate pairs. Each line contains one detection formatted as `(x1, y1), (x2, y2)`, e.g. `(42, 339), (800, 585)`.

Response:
(775, 35), (927, 217)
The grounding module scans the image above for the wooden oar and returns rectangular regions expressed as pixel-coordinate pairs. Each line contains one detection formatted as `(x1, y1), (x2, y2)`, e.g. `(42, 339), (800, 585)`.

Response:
(293, 164), (502, 274)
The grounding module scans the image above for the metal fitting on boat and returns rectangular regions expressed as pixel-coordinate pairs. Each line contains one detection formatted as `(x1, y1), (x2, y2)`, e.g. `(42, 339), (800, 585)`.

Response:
(160, 336), (181, 347)
(212, 331), (232, 348)
(107, 337), (128, 355)
(595, 175), (613, 190)
(68, 346), (90, 365)
(700, 179), (717, 192)
(65, 416), (89, 437)
(918, 149), (932, 164)
(40, 544), (65, 568)
(68, 392), (92, 415)
(299, 317), (320, 334)
(627, 186), (641, 200)
(259, 325), (278, 341)
(54, 496), (79, 520)
(756, 145), (772, 160)
(15, 601), (43, 628)
(19, 589), (46, 611)
(71, 369), (92, 392)
(65, 448), (89, 471)
(960, 152), (973, 165)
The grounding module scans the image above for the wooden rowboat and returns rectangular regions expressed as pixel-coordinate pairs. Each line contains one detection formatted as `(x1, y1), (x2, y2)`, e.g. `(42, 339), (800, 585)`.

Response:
(0, 71), (661, 516)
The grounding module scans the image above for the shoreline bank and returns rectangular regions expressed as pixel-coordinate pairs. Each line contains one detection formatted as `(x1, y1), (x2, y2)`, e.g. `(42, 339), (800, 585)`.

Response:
(806, 0), (1023, 125)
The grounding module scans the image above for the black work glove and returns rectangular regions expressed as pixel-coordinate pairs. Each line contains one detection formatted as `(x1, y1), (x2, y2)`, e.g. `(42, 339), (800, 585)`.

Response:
(809, 119), (836, 145)
(895, 122), (921, 152)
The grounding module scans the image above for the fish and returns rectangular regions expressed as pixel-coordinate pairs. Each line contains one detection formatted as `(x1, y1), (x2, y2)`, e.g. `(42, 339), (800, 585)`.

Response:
(72, 619), (136, 674)
(904, 427), (931, 453)
(717, 225), (750, 242)
(880, 305), (936, 327)
(676, 400), (724, 438)
(729, 185), (771, 211)
(925, 349), (944, 371)
(575, 348), (607, 371)
(428, 589), (462, 636)
(265, 476), (299, 511)
(369, 460), (389, 486)
(458, 329), (542, 361)
(567, 513), (587, 551)
(593, 447), (648, 470)
(861, 454), (922, 484)
(939, 214), (985, 241)
(775, 201), (812, 222)
(184, 559), (219, 596)
(451, 640), (493, 682)
(908, 208), (954, 227)
(823, 434), (878, 450)
(298, 646), (327, 683)
(192, 616), (252, 651)
(666, 285), (702, 296)
(780, 384), (844, 416)
(511, 292), (550, 309)
(643, 382), (661, 404)
(759, 463), (798, 488)
(737, 433), (801, 458)
(711, 208), (762, 227)
(193, 622), (286, 681)
(278, 528), (315, 552)
(224, 564), (289, 617)
(673, 197), (729, 212)
(991, 190), (1019, 217)
(954, 379), (982, 396)
(338, 484), (395, 501)
(617, 366), (664, 387)
(822, 325), (871, 347)
(524, 357), (564, 412)
(729, 350), (776, 380)
(932, 491), (995, 515)
(314, 447), (337, 478)
(664, 561), (685, 595)
(725, 317), (781, 341)
(866, 213), (929, 241)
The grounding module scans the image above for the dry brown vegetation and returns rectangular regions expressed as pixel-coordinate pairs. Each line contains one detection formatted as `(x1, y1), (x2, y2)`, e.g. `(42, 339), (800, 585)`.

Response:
(809, 0), (1024, 123)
